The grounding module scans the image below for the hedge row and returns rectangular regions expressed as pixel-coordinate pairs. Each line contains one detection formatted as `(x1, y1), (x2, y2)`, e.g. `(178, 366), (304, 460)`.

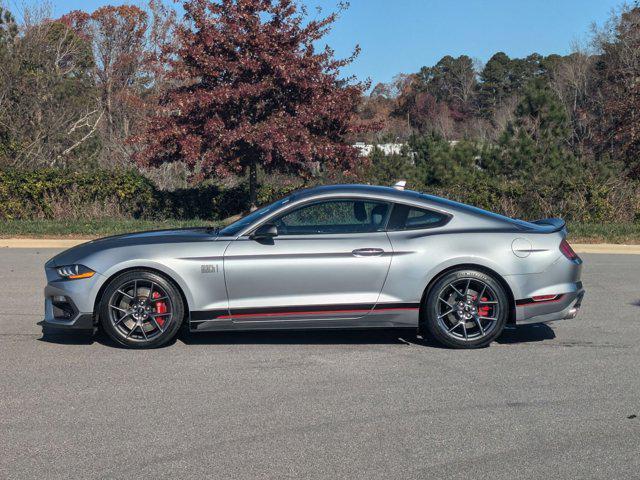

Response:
(425, 175), (640, 224)
(0, 169), (297, 221)
(1, 168), (638, 223)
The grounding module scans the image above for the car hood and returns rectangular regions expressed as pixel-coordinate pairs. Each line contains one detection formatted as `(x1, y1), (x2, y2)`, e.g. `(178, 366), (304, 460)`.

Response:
(46, 228), (217, 267)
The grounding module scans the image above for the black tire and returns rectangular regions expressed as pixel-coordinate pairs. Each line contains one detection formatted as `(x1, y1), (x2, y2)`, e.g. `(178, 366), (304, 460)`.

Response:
(422, 269), (508, 349)
(98, 270), (184, 349)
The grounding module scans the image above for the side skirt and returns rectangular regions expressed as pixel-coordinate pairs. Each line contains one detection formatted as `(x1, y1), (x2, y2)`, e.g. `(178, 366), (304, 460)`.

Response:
(189, 303), (420, 332)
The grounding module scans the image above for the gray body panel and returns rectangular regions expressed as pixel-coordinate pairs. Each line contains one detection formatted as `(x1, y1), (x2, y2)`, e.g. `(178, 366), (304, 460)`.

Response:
(43, 185), (584, 332)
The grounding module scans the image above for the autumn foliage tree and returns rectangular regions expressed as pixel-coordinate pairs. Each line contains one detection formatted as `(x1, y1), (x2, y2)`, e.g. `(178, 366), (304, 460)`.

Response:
(136, 0), (366, 206)
(60, 1), (177, 164)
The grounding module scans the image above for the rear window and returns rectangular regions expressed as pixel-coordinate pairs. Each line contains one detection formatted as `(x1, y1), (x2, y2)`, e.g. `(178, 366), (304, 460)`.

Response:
(387, 204), (449, 231)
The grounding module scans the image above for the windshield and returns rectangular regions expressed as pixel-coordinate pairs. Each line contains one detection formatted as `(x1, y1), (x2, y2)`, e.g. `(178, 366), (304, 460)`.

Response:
(218, 196), (292, 236)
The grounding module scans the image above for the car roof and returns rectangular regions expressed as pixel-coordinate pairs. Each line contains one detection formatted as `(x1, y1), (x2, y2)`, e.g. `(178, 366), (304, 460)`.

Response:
(291, 184), (468, 212)
(290, 184), (536, 230)
(292, 184), (431, 203)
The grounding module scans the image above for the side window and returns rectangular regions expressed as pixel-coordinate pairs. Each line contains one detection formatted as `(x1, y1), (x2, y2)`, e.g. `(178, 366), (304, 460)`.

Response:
(274, 199), (390, 235)
(387, 204), (449, 231)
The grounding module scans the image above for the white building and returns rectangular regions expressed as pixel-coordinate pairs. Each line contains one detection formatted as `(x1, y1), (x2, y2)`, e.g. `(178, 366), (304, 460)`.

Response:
(353, 142), (405, 157)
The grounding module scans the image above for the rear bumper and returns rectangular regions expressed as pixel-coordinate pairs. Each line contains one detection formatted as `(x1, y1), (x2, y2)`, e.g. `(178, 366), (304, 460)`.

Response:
(516, 286), (585, 325)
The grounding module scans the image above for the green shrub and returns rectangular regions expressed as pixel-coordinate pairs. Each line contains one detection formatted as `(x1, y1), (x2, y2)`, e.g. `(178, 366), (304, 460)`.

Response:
(2, 160), (638, 224)
(359, 134), (640, 223)
(0, 168), (155, 220)
(0, 168), (308, 221)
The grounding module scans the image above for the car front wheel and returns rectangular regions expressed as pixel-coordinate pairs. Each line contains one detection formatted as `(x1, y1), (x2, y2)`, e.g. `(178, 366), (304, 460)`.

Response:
(423, 269), (508, 349)
(99, 270), (184, 348)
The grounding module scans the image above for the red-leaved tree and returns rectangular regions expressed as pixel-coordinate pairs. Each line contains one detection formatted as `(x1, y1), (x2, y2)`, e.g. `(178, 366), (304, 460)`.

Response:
(135, 0), (366, 206)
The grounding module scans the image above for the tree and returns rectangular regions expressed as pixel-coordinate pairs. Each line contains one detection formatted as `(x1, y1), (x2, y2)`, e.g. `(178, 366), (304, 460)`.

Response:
(476, 52), (550, 118)
(592, 5), (640, 176)
(546, 50), (596, 154)
(0, 7), (18, 50)
(0, 7), (18, 157)
(417, 55), (476, 114)
(60, 1), (177, 165)
(0, 10), (100, 168)
(136, 0), (366, 206)
(486, 79), (576, 180)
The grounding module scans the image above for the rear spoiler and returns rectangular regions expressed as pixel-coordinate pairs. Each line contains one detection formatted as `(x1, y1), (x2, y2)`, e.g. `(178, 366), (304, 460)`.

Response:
(531, 217), (566, 232)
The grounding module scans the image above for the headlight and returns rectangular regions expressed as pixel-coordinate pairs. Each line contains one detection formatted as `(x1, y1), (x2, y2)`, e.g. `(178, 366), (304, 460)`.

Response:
(56, 264), (95, 280)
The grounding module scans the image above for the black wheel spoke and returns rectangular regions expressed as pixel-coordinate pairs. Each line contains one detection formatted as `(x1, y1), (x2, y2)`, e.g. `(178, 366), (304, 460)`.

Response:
(114, 312), (131, 326)
(117, 289), (133, 299)
(463, 279), (471, 297)
(126, 324), (137, 339)
(150, 317), (165, 333)
(473, 314), (485, 335)
(438, 297), (453, 308)
(447, 321), (461, 333)
(449, 283), (464, 298)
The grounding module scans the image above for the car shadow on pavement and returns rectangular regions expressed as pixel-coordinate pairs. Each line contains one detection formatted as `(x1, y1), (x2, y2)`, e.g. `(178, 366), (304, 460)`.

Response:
(496, 323), (556, 344)
(179, 328), (422, 346)
(37, 324), (556, 348)
(38, 332), (95, 345)
(179, 324), (556, 347)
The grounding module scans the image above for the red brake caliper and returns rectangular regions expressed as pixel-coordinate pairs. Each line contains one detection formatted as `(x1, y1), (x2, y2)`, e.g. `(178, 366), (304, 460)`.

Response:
(152, 291), (167, 327)
(478, 297), (490, 317)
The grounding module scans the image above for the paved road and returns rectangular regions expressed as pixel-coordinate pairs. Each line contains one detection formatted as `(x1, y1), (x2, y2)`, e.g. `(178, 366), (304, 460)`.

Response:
(0, 249), (639, 479)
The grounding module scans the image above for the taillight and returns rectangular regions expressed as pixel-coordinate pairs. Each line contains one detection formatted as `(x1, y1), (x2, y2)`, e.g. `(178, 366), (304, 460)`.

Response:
(560, 239), (578, 260)
(531, 295), (560, 302)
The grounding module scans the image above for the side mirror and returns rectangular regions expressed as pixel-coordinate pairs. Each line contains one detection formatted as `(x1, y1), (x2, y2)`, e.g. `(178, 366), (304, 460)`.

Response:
(251, 223), (278, 240)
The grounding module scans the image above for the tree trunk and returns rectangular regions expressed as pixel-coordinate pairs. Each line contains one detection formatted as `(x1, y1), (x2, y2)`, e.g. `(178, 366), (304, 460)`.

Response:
(249, 159), (258, 211)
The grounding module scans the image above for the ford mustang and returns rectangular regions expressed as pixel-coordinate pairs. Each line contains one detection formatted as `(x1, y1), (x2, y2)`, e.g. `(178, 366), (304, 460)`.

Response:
(43, 184), (584, 349)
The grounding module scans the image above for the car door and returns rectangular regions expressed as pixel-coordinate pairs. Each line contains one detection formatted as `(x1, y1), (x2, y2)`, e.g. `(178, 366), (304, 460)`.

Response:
(222, 198), (393, 327)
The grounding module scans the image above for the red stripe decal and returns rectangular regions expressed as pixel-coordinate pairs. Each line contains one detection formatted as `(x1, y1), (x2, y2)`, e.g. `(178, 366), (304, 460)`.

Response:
(219, 307), (419, 319)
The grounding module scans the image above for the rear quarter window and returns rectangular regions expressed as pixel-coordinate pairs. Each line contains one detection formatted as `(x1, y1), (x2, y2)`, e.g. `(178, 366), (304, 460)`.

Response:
(387, 204), (450, 231)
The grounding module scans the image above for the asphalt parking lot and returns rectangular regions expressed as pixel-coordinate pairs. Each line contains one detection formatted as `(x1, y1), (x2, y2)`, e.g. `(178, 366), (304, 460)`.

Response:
(1, 249), (639, 479)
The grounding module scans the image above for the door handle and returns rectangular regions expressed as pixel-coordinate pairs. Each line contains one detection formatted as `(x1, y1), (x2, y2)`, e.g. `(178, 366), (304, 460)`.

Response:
(352, 248), (385, 257)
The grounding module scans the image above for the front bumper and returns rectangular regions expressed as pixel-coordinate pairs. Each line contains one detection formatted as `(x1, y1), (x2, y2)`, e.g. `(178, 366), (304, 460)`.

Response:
(42, 270), (104, 331)
(43, 296), (95, 330)
(516, 286), (585, 325)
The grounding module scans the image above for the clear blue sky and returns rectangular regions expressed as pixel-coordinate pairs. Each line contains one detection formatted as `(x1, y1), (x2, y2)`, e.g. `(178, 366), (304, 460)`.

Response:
(47, 0), (622, 85)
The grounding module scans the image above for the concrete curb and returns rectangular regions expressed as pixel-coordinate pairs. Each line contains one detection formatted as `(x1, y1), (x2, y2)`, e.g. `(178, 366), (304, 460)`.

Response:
(572, 243), (640, 255)
(1, 238), (640, 254)
(0, 238), (91, 249)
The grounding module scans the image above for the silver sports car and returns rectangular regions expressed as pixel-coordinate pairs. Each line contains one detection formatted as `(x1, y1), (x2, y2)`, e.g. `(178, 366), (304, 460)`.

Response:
(43, 184), (584, 349)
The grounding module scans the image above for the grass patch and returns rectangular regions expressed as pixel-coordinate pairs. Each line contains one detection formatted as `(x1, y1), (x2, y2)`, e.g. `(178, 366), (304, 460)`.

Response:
(0, 219), (639, 243)
(567, 222), (640, 244)
(0, 218), (219, 238)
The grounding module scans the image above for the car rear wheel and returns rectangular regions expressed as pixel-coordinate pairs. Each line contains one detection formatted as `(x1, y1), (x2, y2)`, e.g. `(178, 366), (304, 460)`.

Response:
(99, 270), (184, 348)
(423, 269), (508, 349)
